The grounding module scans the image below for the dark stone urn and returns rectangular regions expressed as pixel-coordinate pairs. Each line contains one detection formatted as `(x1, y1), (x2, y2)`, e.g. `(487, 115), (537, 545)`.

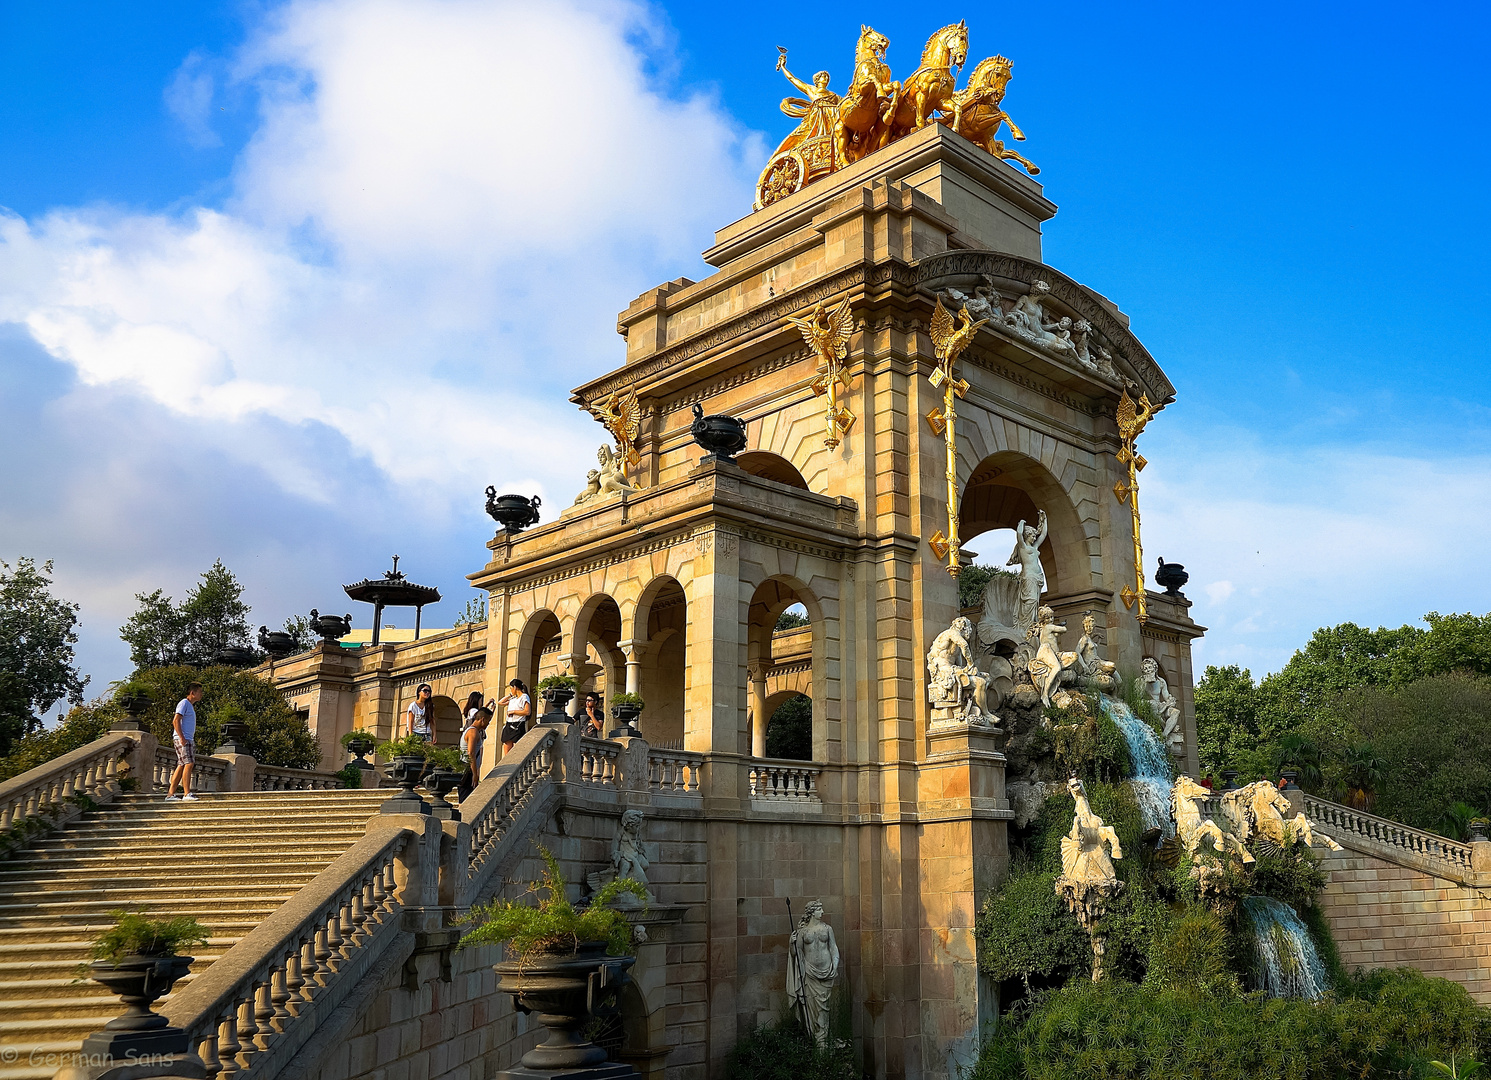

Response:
(487, 488), (543, 535)
(213, 645), (257, 668)
(112, 689), (153, 732)
(380, 755), (431, 816)
(309, 609), (353, 643)
(493, 942), (638, 1079)
(83, 954), (195, 1058)
(427, 768), (462, 821)
(258, 625), (296, 660)
(608, 703), (642, 740)
(539, 687), (576, 724)
(1154, 557), (1189, 597)
(689, 402), (748, 463)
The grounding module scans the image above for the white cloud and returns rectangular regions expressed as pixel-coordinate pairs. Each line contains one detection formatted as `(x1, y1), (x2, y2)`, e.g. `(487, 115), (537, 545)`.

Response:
(1, 0), (759, 511)
(1142, 429), (1491, 676)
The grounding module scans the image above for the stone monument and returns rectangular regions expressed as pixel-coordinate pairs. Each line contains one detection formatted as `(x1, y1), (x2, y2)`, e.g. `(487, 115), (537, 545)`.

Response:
(1055, 777), (1125, 981)
(787, 900), (840, 1049)
(926, 616), (999, 727)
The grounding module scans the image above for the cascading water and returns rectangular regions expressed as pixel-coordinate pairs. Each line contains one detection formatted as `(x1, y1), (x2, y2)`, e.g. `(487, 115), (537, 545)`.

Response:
(1242, 895), (1330, 999)
(1099, 696), (1173, 836)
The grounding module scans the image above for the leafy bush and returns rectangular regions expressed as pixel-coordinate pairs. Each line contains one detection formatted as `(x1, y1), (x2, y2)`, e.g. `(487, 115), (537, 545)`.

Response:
(974, 971), (1491, 1080)
(333, 765), (363, 789)
(1045, 696), (1131, 783)
(89, 910), (209, 964)
(609, 692), (645, 708)
(978, 870), (1091, 992)
(376, 734), (432, 760)
(423, 746), (462, 772)
(725, 1016), (853, 1080)
(339, 729), (376, 749)
(457, 848), (646, 962)
(537, 675), (578, 691)
(1245, 844), (1327, 911)
(1143, 909), (1240, 997)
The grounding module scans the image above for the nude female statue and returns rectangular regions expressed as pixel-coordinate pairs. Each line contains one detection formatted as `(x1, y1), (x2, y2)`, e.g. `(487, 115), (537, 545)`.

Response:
(1006, 509), (1048, 630)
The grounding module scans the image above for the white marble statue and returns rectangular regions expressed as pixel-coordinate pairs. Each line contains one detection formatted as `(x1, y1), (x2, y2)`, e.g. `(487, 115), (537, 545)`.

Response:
(1073, 613), (1117, 681)
(941, 276), (1004, 325)
(1027, 606), (1079, 707)
(1221, 781), (1342, 853)
(1137, 657), (1185, 756)
(787, 900), (839, 1049)
(1172, 776), (1253, 865)
(573, 444), (635, 505)
(926, 616), (996, 726)
(1005, 509), (1048, 632)
(1060, 777), (1123, 883)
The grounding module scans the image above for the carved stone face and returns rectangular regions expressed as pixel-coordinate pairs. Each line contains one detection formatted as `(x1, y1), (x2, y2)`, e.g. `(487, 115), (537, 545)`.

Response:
(953, 616), (972, 638)
(1023, 526), (1039, 545)
(1141, 657), (1159, 680)
(805, 900), (825, 920)
(1083, 614), (1096, 635)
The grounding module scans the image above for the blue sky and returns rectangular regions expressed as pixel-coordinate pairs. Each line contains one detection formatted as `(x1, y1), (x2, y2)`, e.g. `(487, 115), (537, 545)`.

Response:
(2, 0), (1489, 704)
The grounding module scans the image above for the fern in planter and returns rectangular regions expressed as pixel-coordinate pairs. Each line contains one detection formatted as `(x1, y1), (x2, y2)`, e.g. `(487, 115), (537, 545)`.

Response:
(88, 910), (209, 965)
(339, 729), (377, 749)
(537, 675), (578, 692)
(610, 693), (645, 710)
(458, 848), (646, 962)
(423, 746), (463, 772)
(375, 734), (432, 761)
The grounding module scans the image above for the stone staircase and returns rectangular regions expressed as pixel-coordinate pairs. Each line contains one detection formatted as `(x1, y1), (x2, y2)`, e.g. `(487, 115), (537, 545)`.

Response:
(0, 788), (388, 1080)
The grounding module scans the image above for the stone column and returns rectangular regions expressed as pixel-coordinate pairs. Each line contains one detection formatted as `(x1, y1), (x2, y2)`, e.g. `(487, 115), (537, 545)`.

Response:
(747, 660), (769, 758)
(617, 638), (649, 696)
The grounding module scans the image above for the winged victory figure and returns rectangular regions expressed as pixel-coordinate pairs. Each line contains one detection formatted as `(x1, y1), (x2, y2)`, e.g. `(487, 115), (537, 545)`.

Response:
(929, 297), (988, 367)
(785, 297), (858, 449)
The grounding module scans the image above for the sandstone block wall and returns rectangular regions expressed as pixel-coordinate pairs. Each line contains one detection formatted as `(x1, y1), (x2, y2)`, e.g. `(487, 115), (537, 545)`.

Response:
(1317, 848), (1491, 1004)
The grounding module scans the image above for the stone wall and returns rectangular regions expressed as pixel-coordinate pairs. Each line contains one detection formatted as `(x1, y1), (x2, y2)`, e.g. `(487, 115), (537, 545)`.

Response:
(1316, 847), (1491, 1004)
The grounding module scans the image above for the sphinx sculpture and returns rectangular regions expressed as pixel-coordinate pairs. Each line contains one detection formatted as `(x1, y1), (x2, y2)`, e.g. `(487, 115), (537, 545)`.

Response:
(927, 616), (1000, 727)
(1055, 777), (1125, 981)
(573, 444), (635, 505)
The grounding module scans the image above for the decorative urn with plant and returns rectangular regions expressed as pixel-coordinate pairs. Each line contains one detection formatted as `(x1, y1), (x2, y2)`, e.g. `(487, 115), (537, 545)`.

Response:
(609, 692), (644, 738)
(214, 702), (252, 755)
(113, 681), (152, 720)
(375, 735), (433, 813)
(538, 674), (579, 720)
(459, 849), (645, 1075)
(422, 746), (464, 812)
(341, 728), (377, 767)
(81, 910), (208, 1054)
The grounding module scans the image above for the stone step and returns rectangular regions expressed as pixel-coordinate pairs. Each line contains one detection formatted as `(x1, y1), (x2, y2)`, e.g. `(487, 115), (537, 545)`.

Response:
(22, 837), (367, 858)
(0, 953), (226, 978)
(0, 903), (285, 928)
(35, 818), (376, 838)
(0, 883), (304, 908)
(0, 931), (249, 953)
(0, 870), (320, 889)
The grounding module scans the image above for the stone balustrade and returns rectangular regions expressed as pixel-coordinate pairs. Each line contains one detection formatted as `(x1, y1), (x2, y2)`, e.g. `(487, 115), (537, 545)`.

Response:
(0, 734), (132, 829)
(646, 748), (703, 798)
(164, 823), (417, 1079)
(463, 726), (560, 885)
(1303, 794), (1482, 884)
(577, 736), (622, 787)
(748, 758), (824, 811)
(252, 765), (345, 791)
(152, 745), (230, 792)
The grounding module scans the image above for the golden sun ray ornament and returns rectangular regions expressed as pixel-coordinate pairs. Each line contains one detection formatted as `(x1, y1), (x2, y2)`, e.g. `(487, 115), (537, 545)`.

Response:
(784, 297), (856, 449)
(1114, 387), (1156, 623)
(924, 297), (987, 577)
(590, 387), (644, 486)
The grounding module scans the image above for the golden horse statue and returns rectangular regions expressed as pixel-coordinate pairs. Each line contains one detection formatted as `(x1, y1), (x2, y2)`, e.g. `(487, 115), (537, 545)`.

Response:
(889, 22), (968, 137)
(834, 25), (899, 166)
(941, 55), (1039, 175)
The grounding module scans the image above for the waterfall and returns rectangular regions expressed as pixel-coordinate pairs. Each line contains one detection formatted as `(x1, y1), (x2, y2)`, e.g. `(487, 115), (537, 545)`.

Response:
(1242, 895), (1330, 999)
(1099, 696), (1173, 836)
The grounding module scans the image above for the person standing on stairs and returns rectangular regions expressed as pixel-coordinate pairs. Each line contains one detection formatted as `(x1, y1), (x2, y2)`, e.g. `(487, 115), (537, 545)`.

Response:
(164, 682), (204, 802)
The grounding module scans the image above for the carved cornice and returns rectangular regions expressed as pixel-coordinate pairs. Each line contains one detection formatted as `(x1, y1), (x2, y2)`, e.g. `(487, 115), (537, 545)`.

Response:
(664, 346), (815, 416)
(506, 528), (697, 595)
(395, 659), (485, 689)
(907, 251), (1174, 401)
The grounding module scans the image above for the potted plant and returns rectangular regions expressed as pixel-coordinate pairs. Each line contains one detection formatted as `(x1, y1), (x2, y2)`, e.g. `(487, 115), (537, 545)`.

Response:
(375, 734), (433, 814)
(608, 692), (645, 738)
(1470, 817), (1491, 844)
(458, 849), (645, 1072)
(83, 910), (208, 1038)
(537, 674), (579, 722)
(421, 746), (464, 817)
(214, 702), (252, 755)
(341, 728), (377, 767)
(113, 680), (153, 720)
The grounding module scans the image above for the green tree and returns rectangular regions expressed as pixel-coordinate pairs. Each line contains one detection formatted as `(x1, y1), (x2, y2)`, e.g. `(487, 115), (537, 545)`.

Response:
(1194, 664), (1263, 773)
(774, 608), (809, 632)
(281, 615), (315, 655)
(765, 694), (813, 759)
(120, 561), (253, 670)
(0, 558), (88, 754)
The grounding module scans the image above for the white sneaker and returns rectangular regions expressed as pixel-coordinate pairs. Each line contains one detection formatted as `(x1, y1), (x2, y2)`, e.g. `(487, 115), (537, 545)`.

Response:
(163, 795), (181, 802)
(181, 793), (199, 802)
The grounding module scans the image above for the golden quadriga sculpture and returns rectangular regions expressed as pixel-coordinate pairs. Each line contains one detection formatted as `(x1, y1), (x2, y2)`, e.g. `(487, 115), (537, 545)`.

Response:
(756, 21), (1038, 210)
(1055, 777), (1124, 981)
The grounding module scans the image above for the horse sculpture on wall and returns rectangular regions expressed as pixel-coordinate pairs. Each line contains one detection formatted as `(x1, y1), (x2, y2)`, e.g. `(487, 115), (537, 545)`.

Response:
(1172, 776), (1254, 864)
(1221, 781), (1342, 852)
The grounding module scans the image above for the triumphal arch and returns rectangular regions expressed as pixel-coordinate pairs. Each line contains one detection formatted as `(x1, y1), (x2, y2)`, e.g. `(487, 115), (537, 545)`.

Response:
(272, 24), (1203, 1077)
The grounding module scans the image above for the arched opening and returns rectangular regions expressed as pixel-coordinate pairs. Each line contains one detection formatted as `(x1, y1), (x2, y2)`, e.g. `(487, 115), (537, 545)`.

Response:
(575, 595), (624, 703)
(634, 577), (686, 748)
(765, 692), (812, 760)
(736, 450), (810, 490)
(516, 610), (561, 702)
(746, 577), (822, 759)
(429, 695), (462, 747)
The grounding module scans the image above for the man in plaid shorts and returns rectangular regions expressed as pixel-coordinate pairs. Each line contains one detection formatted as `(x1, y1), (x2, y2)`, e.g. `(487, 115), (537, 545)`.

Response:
(164, 682), (204, 802)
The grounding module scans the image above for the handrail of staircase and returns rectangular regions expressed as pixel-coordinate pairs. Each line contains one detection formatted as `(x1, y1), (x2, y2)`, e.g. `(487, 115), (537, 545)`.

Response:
(153, 743), (230, 792)
(462, 724), (560, 883)
(0, 733), (133, 829)
(1302, 793), (1477, 880)
(163, 822), (417, 1079)
(252, 764), (345, 790)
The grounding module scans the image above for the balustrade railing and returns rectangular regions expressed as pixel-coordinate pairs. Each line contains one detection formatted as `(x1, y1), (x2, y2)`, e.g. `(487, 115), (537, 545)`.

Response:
(152, 745), (229, 792)
(0, 733), (132, 830)
(577, 737), (621, 787)
(464, 727), (558, 881)
(749, 759), (823, 805)
(165, 825), (411, 1080)
(1303, 794), (1474, 876)
(253, 765), (344, 791)
(647, 748), (702, 797)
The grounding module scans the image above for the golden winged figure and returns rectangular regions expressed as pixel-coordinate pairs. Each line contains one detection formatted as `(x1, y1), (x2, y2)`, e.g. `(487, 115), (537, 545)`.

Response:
(785, 297), (854, 368)
(592, 388), (644, 471)
(928, 296), (988, 365)
(1116, 388), (1154, 442)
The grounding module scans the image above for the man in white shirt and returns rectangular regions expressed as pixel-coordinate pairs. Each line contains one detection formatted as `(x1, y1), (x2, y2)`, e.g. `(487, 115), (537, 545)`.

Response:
(164, 682), (204, 802)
